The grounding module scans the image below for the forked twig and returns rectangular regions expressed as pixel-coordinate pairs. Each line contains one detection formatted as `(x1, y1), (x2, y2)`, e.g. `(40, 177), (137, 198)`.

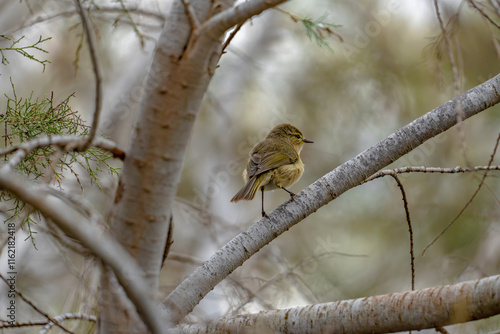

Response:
(181, 0), (200, 30)
(468, 0), (500, 30)
(422, 133), (500, 255)
(0, 274), (74, 334)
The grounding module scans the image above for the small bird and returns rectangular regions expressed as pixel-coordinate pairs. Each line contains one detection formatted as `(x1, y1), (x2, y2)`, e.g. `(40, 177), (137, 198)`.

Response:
(231, 123), (313, 217)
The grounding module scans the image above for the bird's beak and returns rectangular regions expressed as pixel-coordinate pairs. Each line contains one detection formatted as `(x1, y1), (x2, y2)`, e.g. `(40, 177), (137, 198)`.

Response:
(303, 138), (314, 143)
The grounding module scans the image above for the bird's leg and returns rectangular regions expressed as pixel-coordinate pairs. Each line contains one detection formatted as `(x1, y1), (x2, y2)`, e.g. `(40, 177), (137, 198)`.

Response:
(281, 187), (296, 200)
(261, 187), (269, 218)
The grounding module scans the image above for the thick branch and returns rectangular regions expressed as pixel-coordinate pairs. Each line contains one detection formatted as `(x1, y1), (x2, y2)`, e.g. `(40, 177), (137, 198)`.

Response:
(101, 0), (236, 330)
(168, 275), (500, 334)
(0, 135), (125, 170)
(200, 0), (287, 38)
(162, 74), (500, 322)
(0, 169), (167, 333)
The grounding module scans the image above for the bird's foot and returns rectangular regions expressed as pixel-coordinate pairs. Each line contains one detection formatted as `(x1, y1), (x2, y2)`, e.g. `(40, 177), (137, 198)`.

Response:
(282, 187), (296, 200)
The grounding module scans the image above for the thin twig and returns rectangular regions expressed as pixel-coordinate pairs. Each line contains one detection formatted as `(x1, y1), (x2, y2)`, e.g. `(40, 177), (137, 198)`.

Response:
(181, 0), (200, 30)
(161, 215), (174, 268)
(0, 313), (96, 330)
(221, 22), (243, 55)
(0, 321), (48, 329)
(200, 0), (287, 39)
(422, 132), (500, 255)
(0, 170), (167, 333)
(116, 1), (147, 49)
(469, 0), (500, 30)
(364, 163), (500, 256)
(435, 326), (451, 333)
(39, 313), (96, 334)
(5, 7), (164, 37)
(365, 165), (500, 182)
(0, 274), (74, 334)
(489, 0), (500, 17)
(433, 0), (468, 164)
(389, 174), (415, 290)
(0, 135), (125, 171)
(434, 0), (462, 94)
(74, 0), (103, 151)
(47, 186), (107, 229)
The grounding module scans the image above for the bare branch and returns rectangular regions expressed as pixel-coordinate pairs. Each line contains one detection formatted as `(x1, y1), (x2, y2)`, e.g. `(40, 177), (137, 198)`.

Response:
(0, 135), (125, 171)
(73, 0), (103, 151)
(200, 0), (287, 39)
(490, 0), (500, 17)
(161, 74), (500, 323)
(389, 175), (415, 290)
(422, 132), (500, 255)
(433, 0), (462, 93)
(0, 170), (167, 333)
(0, 274), (74, 334)
(167, 275), (500, 334)
(365, 165), (500, 180)
(221, 22), (243, 55)
(0, 313), (96, 331)
(39, 313), (96, 334)
(4, 7), (164, 37)
(469, 0), (500, 30)
(161, 216), (175, 268)
(433, 0), (468, 164)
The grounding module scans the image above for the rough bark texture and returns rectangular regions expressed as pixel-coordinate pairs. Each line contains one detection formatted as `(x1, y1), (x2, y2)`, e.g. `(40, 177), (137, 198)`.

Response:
(167, 275), (500, 333)
(161, 74), (500, 323)
(99, 0), (288, 332)
(99, 0), (225, 332)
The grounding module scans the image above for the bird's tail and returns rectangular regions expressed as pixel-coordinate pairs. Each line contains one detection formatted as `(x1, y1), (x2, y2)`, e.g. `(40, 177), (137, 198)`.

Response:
(230, 176), (261, 202)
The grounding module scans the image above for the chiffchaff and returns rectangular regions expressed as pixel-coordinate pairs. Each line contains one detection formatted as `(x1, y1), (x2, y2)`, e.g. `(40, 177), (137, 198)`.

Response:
(230, 123), (313, 217)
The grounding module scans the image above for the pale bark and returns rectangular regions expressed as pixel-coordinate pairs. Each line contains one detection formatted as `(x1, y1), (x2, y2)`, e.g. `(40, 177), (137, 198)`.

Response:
(168, 275), (500, 334)
(99, 0), (287, 332)
(0, 135), (125, 165)
(161, 74), (500, 323)
(0, 168), (166, 333)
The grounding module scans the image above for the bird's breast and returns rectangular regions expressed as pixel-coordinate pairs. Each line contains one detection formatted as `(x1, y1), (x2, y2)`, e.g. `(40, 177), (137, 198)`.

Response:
(272, 159), (305, 188)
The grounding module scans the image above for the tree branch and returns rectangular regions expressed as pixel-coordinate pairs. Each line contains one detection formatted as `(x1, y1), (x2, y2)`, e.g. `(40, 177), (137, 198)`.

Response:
(200, 0), (287, 39)
(181, 0), (200, 30)
(0, 169), (167, 333)
(0, 274), (74, 334)
(99, 0), (234, 330)
(74, 0), (103, 151)
(161, 74), (500, 323)
(365, 165), (500, 180)
(167, 275), (500, 333)
(39, 313), (97, 334)
(388, 174), (415, 290)
(0, 135), (125, 170)
(422, 131), (500, 255)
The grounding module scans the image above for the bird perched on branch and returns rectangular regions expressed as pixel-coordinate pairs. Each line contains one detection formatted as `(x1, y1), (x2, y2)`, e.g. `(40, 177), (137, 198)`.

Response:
(231, 123), (313, 217)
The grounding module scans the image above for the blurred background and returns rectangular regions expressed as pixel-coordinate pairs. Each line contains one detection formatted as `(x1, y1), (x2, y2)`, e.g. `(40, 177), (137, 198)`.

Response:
(1, 0), (500, 333)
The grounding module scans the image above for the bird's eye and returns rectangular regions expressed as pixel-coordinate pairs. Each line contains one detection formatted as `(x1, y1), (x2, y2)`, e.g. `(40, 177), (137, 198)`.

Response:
(295, 134), (301, 139)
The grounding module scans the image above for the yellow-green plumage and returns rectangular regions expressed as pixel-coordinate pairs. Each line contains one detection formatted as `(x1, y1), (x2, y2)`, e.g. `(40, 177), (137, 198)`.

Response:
(231, 124), (313, 216)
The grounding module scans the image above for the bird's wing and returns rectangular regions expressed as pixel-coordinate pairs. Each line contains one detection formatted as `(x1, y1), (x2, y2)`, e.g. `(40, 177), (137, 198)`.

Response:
(246, 150), (298, 179)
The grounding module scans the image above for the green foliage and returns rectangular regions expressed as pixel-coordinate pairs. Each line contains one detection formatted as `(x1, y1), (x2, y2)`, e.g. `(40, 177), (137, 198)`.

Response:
(1, 81), (119, 247)
(0, 35), (51, 72)
(299, 14), (343, 51)
(277, 9), (343, 52)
